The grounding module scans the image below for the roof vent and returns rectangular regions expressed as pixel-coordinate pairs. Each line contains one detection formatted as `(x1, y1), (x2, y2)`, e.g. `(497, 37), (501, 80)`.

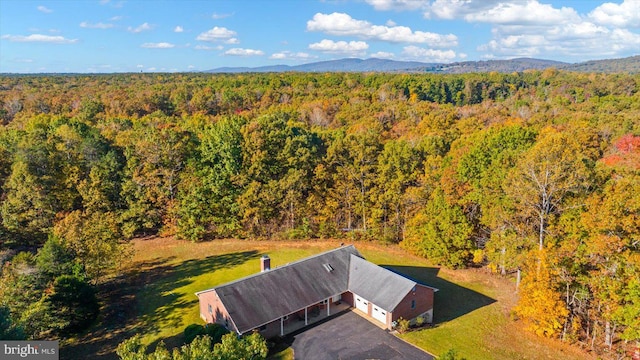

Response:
(323, 263), (334, 272)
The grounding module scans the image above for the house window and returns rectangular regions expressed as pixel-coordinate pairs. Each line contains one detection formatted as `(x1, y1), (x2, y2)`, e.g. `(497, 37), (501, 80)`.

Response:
(411, 300), (416, 309)
(208, 304), (213, 314)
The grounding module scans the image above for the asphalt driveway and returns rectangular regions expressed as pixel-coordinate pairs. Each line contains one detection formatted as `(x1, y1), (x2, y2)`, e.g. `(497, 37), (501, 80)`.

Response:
(290, 311), (434, 360)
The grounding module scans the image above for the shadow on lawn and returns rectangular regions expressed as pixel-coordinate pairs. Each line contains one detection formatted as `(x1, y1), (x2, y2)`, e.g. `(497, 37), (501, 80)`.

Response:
(138, 250), (260, 337)
(380, 265), (496, 324)
(61, 250), (260, 360)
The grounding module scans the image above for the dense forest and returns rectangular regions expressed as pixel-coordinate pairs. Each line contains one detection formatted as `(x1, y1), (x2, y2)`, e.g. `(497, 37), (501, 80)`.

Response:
(0, 70), (638, 357)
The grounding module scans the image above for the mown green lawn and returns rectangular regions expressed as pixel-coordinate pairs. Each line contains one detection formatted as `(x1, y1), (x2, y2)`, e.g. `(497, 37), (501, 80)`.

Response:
(66, 237), (592, 360)
(132, 241), (333, 348)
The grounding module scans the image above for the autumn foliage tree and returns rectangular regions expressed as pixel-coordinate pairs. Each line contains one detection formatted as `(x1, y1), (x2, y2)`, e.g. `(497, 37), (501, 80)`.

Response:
(0, 71), (638, 355)
(506, 129), (594, 250)
(404, 188), (474, 268)
(514, 249), (569, 337)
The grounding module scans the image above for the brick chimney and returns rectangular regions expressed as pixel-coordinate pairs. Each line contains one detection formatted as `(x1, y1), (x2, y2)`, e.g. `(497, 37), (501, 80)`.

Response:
(260, 255), (271, 272)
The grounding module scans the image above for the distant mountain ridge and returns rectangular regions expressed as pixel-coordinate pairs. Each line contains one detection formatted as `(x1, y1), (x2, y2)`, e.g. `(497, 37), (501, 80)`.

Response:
(420, 58), (567, 73)
(206, 58), (435, 73)
(561, 55), (640, 73)
(205, 55), (640, 74)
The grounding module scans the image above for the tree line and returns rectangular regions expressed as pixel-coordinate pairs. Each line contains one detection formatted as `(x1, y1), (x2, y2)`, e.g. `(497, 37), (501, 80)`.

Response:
(0, 70), (638, 357)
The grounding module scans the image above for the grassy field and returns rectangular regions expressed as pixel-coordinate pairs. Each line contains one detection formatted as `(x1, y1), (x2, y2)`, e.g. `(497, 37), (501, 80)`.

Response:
(62, 237), (594, 360)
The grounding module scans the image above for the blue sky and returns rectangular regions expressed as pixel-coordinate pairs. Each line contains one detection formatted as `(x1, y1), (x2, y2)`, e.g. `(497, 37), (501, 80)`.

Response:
(1, 0), (639, 73)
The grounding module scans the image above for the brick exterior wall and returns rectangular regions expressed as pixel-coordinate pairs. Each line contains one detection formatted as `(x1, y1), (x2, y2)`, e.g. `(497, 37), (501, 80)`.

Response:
(197, 290), (238, 334)
(341, 291), (354, 307)
(391, 285), (435, 324)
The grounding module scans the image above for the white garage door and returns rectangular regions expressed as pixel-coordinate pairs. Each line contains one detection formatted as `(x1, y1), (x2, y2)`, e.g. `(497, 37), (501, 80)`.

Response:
(354, 295), (368, 313)
(372, 305), (387, 324)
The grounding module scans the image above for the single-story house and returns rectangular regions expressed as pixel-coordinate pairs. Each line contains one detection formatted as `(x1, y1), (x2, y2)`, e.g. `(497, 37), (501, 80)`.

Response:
(195, 245), (438, 338)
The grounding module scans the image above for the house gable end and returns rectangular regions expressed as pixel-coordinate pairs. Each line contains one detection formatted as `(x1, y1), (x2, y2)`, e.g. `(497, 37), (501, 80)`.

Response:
(348, 254), (417, 312)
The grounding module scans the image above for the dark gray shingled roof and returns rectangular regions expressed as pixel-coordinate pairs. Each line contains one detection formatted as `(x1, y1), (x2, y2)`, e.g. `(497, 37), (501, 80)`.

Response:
(196, 245), (438, 334)
(348, 254), (418, 312)
(198, 245), (362, 334)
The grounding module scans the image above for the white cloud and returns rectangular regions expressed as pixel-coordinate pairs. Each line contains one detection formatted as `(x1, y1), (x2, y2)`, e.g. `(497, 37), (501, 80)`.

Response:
(477, 36), (544, 58)
(402, 46), (457, 62)
(100, 0), (124, 8)
(212, 12), (233, 19)
(80, 21), (114, 29)
(225, 38), (240, 44)
(110, 16), (123, 21)
(365, 0), (425, 11)
(546, 22), (609, 41)
(174, 26), (184, 33)
(609, 29), (640, 55)
(136, 64), (144, 68)
(141, 42), (175, 49)
(423, 0), (503, 20)
(487, 18), (640, 59)
(128, 22), (153, 33)
(224, 48), (265, 56)
(422, 0), (581, 25)
(307, 12), (457, 47)
(309, 39), (369, 56)
(37, 5), (53, 13)
(1, 34), (78, 44)
(411, 0), (640, 61)
(270, 51), (316, 60)
(196, 27), (237, 42)
(464, 1), (580, 26)
(195, 44), (224, 51)
(370, 51), (395, 59)
(589, 0), (640, 28)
